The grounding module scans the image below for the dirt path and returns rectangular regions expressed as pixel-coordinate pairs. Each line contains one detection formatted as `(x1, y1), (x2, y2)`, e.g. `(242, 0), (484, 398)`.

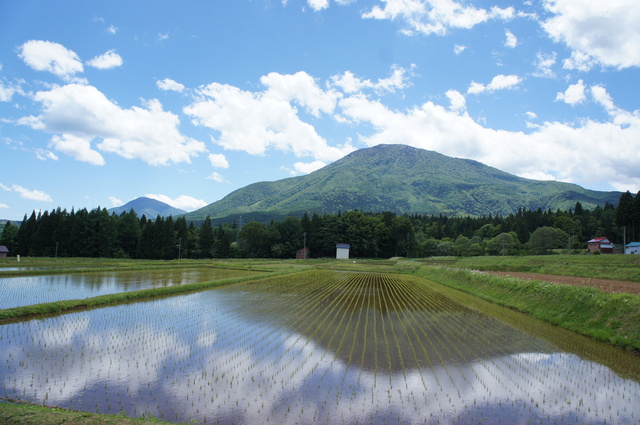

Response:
(482, 271), (640, 295)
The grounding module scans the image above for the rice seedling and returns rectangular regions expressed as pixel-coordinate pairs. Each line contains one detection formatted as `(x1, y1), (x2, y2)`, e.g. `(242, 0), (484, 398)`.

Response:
(0, 269), (638, 424)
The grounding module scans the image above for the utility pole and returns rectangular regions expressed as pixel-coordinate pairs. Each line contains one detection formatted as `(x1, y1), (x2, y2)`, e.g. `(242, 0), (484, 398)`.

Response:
(303, 232), (307, 259)
(177, 237), (182, 260)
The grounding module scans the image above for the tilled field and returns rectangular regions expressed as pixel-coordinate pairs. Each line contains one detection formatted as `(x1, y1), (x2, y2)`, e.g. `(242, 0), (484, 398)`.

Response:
(482, 271), (640, 295)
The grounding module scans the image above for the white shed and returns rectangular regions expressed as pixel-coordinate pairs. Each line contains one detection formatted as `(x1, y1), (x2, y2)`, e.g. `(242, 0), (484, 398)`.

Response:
(336, 243), (350, 259)
(625, 242), (640, 254)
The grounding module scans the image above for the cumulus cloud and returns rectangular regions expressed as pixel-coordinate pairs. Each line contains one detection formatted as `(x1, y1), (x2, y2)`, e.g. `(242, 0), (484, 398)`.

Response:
(292, 160), (326, 175)
(18, 40), (83, 81)
(467, 74), (522, 94)
(206, 172), (225, 182)
(21, 83), (206, 165)
(49, 134), (105, 165)
(2, 184), (53, 202)
(184, 71), (354, 162)
(445, 89), (466, 112)
(534, 51), (557, 78)
(144, 194), (208, 211)
(307, 0), (329, 11)
(542, 0), (640, 69)
(109, 196), (123, 207)
(34, 148), (58, 161)
(504, 29), (517, 48)
(157, 78), (185, 93)
(453, 44), (467, 55)
(86, 49), (123, 69)
(208, 153), (229, 168)
(555, 80), (586, 105)
(330, 66), (413, 94)
(0, 80), (24, 102)
(362, 0), (514, 36)
(337, 87), (640, 192)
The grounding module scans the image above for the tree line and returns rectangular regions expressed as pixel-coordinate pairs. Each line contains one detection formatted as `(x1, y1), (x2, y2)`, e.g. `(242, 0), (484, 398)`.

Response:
(1, 191), (639, 259)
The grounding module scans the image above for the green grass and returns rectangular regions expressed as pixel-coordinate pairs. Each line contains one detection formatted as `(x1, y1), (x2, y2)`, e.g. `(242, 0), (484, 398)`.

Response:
(0, 400), (182, 425)
(413, 265), (640, 351)
(416, 254), (640, 282)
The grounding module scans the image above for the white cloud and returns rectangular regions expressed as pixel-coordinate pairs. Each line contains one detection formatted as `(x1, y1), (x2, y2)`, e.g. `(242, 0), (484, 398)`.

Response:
(34, 148), (59, 161)
(185, 72), (354, 162)
(109, 196), (123, 207)
(0, 203), (8, 209)
(208, 153), (229, 168)
(18, 40), (83, 81)
(49, 134), (106, 165)
(7, 184), (53, 202)
(157, 78), (185, 93)
(445, 89), (466, 112)
(467, 74), (522, 94)
(562, 51), (597, 72)
(330, 65), (413, 95)
(22, 84), (206, 165)
(261, 71), (340, 117)
(144, 194), (208, 211)
(337, 88), (640, 192)
(534, 51), (557, 78)
(106, 24), (118, 35)
(590, 85), (615, 111)
(453, 44), (467, 55)
(542, 0), (640, 69)
(362, 0), (514, 36)
(555, 80), (586, 105)
(292, 160), (326, 175)
(86, 50), (123, 69)
(504, 29), (517, 48)
(308, 0), (329, 11)
(206, 172), (225, 182)
(0, 80), (24, 102)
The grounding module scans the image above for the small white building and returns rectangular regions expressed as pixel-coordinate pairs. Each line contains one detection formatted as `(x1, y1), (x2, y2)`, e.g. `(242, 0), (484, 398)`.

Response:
(625, 242), (640, 254)
(336, 243), (350, 259)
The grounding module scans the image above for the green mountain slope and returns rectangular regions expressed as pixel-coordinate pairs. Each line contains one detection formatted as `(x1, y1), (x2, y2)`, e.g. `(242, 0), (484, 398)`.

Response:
(109, 197), (186, 218)
(186, 144), (620, 222)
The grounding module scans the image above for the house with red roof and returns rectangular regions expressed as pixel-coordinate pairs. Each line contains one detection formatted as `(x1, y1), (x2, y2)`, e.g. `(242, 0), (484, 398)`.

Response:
(587, 237), (614, 254)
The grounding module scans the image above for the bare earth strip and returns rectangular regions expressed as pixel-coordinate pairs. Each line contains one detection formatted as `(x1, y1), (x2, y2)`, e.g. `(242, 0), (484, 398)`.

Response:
(482, 271), (640, 296)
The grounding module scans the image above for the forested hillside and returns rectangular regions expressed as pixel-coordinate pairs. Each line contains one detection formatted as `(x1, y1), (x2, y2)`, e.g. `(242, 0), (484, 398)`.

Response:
(2, 190), (638, 259)
(186, 145), (621, 222)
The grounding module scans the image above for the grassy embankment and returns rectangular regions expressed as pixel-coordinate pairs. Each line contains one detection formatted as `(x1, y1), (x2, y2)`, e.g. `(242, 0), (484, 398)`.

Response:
(399, 255), (640, 351)
(0, 401), (186, 425)
(417, 253), (640, 281)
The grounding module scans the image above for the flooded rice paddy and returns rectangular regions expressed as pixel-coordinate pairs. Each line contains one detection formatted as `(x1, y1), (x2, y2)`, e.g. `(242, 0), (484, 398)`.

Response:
(0, 270), (638, 424)
(0, 268), (257, 309)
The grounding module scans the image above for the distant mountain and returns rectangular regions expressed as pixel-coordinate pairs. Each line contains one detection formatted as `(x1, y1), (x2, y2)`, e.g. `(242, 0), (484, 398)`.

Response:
(109, 197), (186, 218)
(185, 144), (621, 223)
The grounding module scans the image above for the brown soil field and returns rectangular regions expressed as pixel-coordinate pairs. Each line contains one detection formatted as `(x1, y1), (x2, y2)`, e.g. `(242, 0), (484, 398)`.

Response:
(482, 271), (640, 296)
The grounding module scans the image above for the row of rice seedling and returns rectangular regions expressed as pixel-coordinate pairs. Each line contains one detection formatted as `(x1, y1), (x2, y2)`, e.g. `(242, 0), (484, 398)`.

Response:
(1, 270), (638, 424)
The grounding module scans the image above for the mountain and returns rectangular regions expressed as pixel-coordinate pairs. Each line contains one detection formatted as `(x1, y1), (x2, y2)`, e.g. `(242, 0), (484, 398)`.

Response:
(109, 197), (186, 218)
(185, 144), (621, 223)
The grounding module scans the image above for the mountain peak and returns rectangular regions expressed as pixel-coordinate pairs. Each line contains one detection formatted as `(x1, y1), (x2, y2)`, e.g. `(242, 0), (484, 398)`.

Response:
(109, 197), (187, 218)
(185, 144), (620, 223)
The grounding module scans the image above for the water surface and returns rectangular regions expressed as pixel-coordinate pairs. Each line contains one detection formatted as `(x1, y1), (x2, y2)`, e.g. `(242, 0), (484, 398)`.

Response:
(0, 271), (638, 424)
(0, 268), (255, 309)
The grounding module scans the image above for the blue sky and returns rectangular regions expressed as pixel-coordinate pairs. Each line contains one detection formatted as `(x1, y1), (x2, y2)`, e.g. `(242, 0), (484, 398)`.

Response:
(1, 0), (639, 220)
